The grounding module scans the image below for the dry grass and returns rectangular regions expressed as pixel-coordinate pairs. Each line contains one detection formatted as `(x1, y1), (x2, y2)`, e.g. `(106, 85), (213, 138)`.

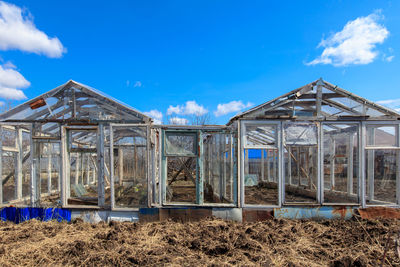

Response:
(0, 217), (399, 266)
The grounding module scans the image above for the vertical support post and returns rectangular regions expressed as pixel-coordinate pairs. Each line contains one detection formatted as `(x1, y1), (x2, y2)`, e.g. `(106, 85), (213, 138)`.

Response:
(146, 125), (151, 208)
(396, 124), (400, 206)
(229, 134), (234, 200)
(0, 126), (3, 204)
(297, 147), (301, 186)
(274, 149), (278, 182)
(85, 154), (90, 185)
(360, 122), (366, 207)
(161, 130), (167, 204)
(118, 147), (123, 186)
(288, 147), (292, 185)
(317, 122), (322, 204)
(367, 127), (375, 202)
(222, 134), (227, 198)
(47, 143), (52, 193)
(218, 134), (224, 200)
(16, 128), (23, 200)
(133, 144), (137, 179)
(347, 133), (354, 195)
(261, 148), (265, 181)
(97, 124), (105, 207)
(244, 149), (249, 175)
(196, 130), (204, 204)
(74, 153), (80, 185)
(267, 150), (271, 182)
(278, 122), (284, 206)
(109, 125), (115, 209)
(239, 120), (244, 207)
(60, 126), (69, 206)
(330, 137), (335, 190)
(30, 129), (37, 206)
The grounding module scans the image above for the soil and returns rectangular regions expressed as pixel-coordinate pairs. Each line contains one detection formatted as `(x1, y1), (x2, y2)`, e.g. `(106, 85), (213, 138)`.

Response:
(0, 217), (399, 266)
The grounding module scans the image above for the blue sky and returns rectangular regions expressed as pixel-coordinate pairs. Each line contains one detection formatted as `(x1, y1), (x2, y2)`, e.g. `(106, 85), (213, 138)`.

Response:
(0, 1), (399, 124)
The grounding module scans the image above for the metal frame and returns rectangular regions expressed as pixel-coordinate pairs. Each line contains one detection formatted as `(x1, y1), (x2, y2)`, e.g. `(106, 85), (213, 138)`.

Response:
(160, 127), (237, 207)
(109, 123), (151, 211)
(240, 120), (281, 208)
(363, 121), (400, 207)
(320, 121), (361, 205)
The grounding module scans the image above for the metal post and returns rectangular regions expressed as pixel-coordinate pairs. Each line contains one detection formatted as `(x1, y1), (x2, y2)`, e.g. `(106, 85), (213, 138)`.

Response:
(16, 128), (23, 200)
(261, 148), (264, 181)
(109, 125), (115, 209)
(330, 137), (335, 190)
(278, 122), (284, 206)
(47, 143), (52, 193)
(196, 130), (204, 204)
(0, 126), (3, 204)
(347, 133), (354, 195)
(288, 147), (292, 185)
(367, 127), (375, 202)
(118, 148), (123, 186)
(74, 153), (80, 185)
(161, 130), (167, 204)
(97, 124), (105, 207)
(360, 122), (366, 207)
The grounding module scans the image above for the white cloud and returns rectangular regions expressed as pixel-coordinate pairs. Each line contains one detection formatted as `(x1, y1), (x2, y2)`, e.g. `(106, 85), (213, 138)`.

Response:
(133, 81), (142, 87)
(169, 117), (188, 125)
(0, 64), (29, 100)
(385, 55), (394, 62)
(167, 100), (208, 116)
(377, 98), (400, 112)
(0, 1), (65, 58)
(214, 100), (253, 117)
(307, 11), (389, 67)
(144, 109), (163, 124)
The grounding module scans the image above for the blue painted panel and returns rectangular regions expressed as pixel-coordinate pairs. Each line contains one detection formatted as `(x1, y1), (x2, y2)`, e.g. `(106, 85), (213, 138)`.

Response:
(274, 206), (355, 220)
(0, 207), (71, 223)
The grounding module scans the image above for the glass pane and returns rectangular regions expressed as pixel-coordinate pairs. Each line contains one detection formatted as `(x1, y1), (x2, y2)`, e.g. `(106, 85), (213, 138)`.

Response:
(2, 151), (17, 203)
(113, 126), (148, 208)
(203, 133), (234, 204)
(165, 132), (197, 156)
(366, 125), (397, 147)
(166, 156), (196, 203)
(244, 148), (279, 205)
(2, 127), (16, 147)
(366, 150), (397, 205)
(284, 123), (317, 146)
(323, 124), (359, 203)
(245, 125), (277, 147)
(285, 146), (318, 202)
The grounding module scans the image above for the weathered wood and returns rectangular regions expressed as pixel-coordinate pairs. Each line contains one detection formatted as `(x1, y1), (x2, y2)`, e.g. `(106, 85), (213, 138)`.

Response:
(97, 124), (105, 206)
(118, 148), (123, 186)
(347, 134), (354, 195)
(15, 128), (23, 200)
(47, 143), (52, 193)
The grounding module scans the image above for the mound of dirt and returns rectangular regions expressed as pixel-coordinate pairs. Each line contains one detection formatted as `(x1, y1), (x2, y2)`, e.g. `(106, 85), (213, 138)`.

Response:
(0, 217), (399, 266)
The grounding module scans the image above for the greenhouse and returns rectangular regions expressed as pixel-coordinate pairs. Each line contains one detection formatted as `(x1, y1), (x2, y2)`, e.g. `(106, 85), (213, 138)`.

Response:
(0, 78), (398, 221)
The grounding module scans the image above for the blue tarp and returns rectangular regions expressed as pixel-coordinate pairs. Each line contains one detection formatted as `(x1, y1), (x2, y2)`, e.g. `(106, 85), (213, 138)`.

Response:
(0, 207), (71, 223)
